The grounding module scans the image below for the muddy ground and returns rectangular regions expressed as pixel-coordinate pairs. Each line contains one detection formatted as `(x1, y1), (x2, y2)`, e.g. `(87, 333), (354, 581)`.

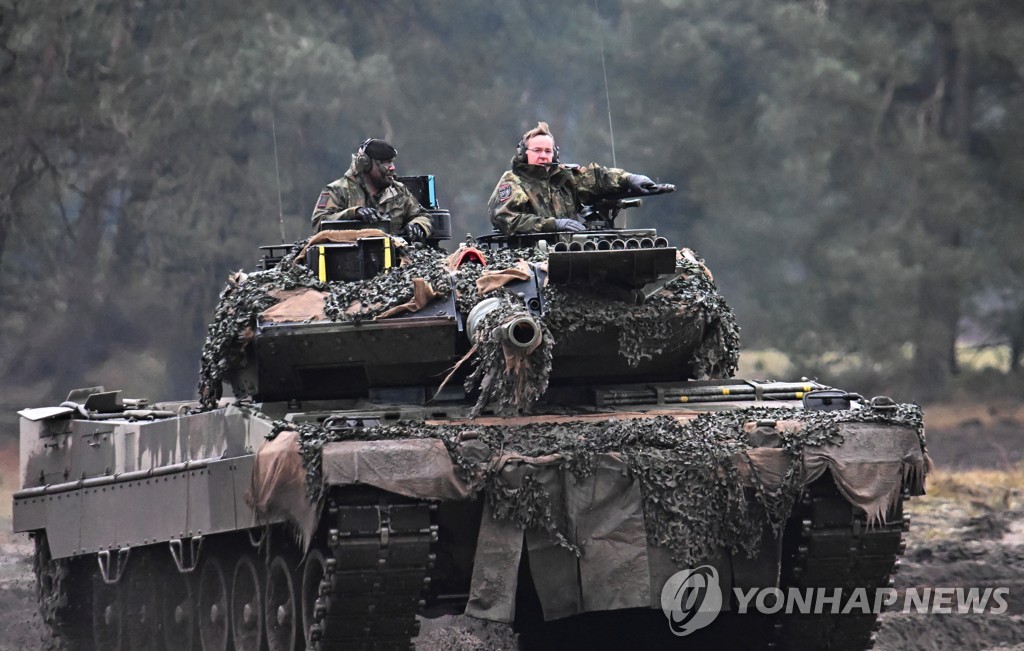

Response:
(1, 400), (1022, 651)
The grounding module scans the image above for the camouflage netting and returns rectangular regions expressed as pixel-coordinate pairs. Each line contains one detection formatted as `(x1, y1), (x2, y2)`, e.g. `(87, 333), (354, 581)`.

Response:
(461, 296), (554, 418)
(197, 241), (328, 408)
(543, 250), (740, 377)
(321, 245), (452, 321)
(265, 401), (925, 566)
(197, 239), (740, 414)
(197, 241), (452, 408)
(450, 247), (548, 314)
(455, 247), (740, 379)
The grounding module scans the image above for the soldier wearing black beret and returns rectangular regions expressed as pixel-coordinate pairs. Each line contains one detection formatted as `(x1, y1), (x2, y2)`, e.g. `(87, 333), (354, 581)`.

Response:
(310, 138), (432, 242)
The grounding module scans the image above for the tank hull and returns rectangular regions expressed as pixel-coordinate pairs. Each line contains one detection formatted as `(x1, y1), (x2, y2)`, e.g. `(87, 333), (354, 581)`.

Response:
(14, 391), (926, 650)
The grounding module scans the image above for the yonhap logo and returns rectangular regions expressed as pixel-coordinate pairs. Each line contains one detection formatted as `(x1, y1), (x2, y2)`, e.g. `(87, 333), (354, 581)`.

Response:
(660, 565), (723, 636)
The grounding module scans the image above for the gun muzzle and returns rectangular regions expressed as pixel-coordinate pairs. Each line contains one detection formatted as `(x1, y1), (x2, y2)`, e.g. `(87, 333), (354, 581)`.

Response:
(466, 297), (542, 349)
(498, 315), (542, 349)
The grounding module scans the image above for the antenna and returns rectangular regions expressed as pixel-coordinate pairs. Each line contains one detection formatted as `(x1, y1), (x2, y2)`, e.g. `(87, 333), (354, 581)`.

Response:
(595, 0), (616, 167)
(262, 16), (286, 243)
(265, 28), (286, 244)
(268, 79), (286, 244)
(271, 109), (285, 244)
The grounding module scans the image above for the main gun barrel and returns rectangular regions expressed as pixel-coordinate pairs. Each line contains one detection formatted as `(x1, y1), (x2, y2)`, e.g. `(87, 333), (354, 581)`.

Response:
(466, 297), (542, 349)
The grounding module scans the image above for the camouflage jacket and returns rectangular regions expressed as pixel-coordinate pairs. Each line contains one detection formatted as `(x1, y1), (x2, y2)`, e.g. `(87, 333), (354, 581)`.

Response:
(487, 158), (633, 234)
(310, 162), (433, 236)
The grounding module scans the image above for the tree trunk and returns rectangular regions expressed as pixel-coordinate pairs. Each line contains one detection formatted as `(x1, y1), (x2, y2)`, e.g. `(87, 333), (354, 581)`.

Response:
(54, 176), (114, 390)
(911, 265), (959, 400)
(910, 34), (971, 398)
(1010, 310), (1024, 375)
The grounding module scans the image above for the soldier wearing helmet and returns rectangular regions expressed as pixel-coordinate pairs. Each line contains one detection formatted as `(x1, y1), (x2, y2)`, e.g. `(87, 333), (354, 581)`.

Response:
(310, 138), (433, 243)
(487, 121), (661, 235)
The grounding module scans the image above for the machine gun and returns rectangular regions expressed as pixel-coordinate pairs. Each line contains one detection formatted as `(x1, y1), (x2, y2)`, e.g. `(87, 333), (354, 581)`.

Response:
(577, 183), (675, 230)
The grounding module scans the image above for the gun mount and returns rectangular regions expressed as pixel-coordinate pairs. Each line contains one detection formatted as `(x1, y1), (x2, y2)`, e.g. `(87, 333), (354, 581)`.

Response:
(577, 182), (676, 228)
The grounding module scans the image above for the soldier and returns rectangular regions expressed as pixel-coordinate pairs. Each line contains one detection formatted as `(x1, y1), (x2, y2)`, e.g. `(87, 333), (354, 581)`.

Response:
(487, 121), (661, 235)
(310, 138), (433, 242)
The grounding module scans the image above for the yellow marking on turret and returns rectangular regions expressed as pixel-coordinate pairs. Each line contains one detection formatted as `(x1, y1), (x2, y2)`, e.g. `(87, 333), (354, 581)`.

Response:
(679, 396), (689, 403)
(384, 238), (392, 268)
(318, 245), (327, 281)
(722, 388), (730, 395)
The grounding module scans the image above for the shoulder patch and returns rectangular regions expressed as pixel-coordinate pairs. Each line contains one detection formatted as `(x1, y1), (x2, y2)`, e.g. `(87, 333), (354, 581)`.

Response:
(315, 190), (330, 210)
(497, 182), (512, 202)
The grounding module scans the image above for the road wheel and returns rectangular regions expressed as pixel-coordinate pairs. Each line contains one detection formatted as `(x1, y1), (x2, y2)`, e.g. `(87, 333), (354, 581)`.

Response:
(300, 549), (328, 650)
(198, 556), (230, 651)
(265, 554), (298, 651)
(231, 553), (264, 651)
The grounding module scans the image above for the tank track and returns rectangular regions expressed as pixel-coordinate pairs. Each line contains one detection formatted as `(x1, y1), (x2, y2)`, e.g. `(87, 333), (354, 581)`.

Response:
(306, 490), (438, 651)
(774, 477), (909, 651)
(31, 532), (92, 649)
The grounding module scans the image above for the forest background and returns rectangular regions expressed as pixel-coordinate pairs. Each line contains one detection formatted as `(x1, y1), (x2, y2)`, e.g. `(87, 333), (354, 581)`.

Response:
(2, 0), (1023, 433)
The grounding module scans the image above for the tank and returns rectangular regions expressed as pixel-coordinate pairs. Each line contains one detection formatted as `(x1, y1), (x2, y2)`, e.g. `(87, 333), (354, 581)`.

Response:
(12, 176), (929, 651)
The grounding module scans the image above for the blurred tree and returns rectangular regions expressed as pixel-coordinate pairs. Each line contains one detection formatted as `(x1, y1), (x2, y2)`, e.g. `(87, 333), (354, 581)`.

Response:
(615, 0), (1022, 399)
(0, 0), (394, 402)
(1, 0), (1023, 418)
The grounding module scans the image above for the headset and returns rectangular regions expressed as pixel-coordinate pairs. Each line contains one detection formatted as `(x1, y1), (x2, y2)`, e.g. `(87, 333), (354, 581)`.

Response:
(516, 137), (559, 164)
(354, 138), (376, 173)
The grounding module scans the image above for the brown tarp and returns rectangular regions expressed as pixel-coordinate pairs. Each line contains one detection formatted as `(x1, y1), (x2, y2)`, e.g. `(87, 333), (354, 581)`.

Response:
(295, 228), (390, 260)
(258, 280), (438, 323)
(464, 501), (527, 622)
(679, 247), (714, 281)
(802, 422), (929, 525)
(564, 454), (652, 613)
(375, 278), (440, 319)
(321, 439), (476, 500)
(247, 430), (320, 546)
(260, 288), (328, 323)
(475, 260), (534, 295)
(472, 454), (656, 620)
(249, 415), (928, 623)
(462, 419), (927, 622)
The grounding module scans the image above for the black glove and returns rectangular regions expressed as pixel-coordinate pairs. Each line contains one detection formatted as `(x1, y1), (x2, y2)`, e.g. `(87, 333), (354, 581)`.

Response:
(355, 206), (382, 222)
(553, 218), (586, 232)
(403, 222), (427, 243)
(623, 173), (658, 195)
